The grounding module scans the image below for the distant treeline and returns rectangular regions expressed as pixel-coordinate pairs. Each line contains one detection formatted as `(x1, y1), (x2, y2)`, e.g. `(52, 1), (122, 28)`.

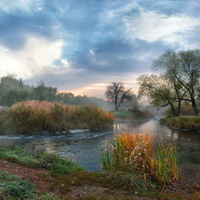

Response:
(0, 74), (138, 109)
(0, 74), (106, 107)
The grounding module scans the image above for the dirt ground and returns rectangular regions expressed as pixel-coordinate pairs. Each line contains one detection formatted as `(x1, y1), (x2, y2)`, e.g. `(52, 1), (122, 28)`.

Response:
(0, 159), (200, 199)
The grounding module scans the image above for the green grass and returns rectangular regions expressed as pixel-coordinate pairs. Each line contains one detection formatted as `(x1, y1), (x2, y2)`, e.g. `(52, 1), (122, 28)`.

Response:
(109, 110), (134, 119)
(0, 141), (85, 175)
(0, 169), (61, 200)
(0, 139), (183, 199)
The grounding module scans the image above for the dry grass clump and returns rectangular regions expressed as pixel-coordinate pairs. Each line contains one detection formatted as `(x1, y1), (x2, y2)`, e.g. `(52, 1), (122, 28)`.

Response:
(100, 131), (181, 185)
(4, 100), (114, 133)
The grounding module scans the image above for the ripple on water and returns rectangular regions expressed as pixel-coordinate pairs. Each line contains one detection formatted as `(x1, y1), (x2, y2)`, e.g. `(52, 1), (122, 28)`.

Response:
(0, 116), (200, 171)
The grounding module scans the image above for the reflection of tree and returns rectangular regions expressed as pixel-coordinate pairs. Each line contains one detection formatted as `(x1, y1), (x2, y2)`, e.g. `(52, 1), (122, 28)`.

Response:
(114, 119), (150, 133)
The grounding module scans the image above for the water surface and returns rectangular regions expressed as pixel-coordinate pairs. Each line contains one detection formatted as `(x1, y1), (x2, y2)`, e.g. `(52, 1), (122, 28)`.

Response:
(0, 115), (200, 171)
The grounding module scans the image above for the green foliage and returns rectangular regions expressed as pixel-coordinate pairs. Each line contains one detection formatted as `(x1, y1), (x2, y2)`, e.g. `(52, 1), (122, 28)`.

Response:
(0, 170), (37, 200)
(0, 74), (112, 108)
(0, 169), (62, 200)
(109, 110), (134, 119)
(0, 141), (85, 174)
(152, 49), (200, 116)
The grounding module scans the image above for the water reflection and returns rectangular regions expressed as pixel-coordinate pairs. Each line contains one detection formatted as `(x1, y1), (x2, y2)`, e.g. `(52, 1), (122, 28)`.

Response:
(0, 116), (200, 171)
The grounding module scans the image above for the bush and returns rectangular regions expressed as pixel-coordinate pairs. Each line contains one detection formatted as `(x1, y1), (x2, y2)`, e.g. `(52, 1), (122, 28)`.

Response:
(129, 106), (155, 118)
(3, 100), (114, 133)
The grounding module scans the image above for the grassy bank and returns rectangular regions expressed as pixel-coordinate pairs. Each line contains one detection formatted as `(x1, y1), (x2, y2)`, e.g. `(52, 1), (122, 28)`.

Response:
(160, 116), (200, 132)
(109, 108), (155, 120)
(0, 141), (84, 175)
(109, 110), (134, 119)
(0, 100), (114, 133)
(0, 131), (182, 199)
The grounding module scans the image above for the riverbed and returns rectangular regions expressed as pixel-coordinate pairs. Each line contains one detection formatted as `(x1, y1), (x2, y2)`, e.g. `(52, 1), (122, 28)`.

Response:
(0, 115), (200, 172)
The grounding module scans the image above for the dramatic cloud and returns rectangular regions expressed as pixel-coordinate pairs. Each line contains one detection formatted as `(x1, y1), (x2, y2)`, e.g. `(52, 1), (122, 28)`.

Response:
(124, 10), (200, 44)
(0, 0), (199, 97)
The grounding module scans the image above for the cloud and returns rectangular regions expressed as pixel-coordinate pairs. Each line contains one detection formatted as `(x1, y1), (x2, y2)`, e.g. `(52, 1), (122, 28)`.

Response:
(68, 38), (177, 75)
(0, 37), (63, 78)
(124, 10), (200, 43)
(0, 0), (200, 98)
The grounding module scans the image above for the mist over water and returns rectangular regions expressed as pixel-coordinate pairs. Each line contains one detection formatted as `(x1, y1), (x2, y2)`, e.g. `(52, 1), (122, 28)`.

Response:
(0, 115), (200, 172)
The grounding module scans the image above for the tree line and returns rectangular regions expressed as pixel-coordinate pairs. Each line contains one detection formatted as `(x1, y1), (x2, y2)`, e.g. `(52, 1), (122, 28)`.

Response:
(0, 74), (108, 107)
(137, 49), (200, 116)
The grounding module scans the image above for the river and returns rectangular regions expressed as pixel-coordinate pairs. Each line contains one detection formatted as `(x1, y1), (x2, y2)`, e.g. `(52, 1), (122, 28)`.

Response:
(0, 115), (200, 172)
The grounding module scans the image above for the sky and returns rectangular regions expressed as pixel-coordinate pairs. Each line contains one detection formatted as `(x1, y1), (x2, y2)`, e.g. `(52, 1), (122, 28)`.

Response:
(0, 0), (200, 98)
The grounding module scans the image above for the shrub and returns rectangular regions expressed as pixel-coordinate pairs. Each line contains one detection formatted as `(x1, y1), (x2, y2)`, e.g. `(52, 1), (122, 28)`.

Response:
(160, 116), (200, 132)
(3, 100), (114, 133)
(129, 106), (155, 118)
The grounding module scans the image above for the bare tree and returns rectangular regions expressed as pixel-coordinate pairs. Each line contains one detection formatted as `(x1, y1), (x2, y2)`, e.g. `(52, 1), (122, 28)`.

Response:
(105, 82), (132, 110)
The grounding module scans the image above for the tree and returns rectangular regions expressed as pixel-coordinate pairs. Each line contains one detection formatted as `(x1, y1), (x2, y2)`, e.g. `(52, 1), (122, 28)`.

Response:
(152, 49), (200, 115)
(137, 74), (186, 117)
(34, 81), (57, 102)
(0, 74), (34, 107)
(105, 82), (132, 110)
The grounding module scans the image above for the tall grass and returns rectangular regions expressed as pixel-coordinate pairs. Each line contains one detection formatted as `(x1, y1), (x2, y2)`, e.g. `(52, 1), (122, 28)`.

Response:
(4, 100), (114, 133)
(100, 131), (181, 185)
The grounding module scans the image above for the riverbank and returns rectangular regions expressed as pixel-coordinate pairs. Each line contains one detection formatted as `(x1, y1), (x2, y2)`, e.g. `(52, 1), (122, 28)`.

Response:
(109, 109), (155, 121)
(160, 116), (200, 133)
(0, 136), (200, 199)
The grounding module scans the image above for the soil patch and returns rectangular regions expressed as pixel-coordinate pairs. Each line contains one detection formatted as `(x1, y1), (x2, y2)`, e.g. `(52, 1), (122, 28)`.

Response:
(0, 158), (200, 199)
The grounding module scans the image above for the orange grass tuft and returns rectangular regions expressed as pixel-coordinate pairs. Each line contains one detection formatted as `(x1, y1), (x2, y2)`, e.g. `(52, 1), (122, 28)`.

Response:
(100, 131), (181, 185)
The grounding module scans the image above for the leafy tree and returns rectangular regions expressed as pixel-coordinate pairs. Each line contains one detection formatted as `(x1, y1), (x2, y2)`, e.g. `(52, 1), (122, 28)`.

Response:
(152, 49), (200, 115)
(105, 82), (132, 110)
(34, 81), (57, 102)
(137, 74), (186, 117)
(0, 74), (33, 107)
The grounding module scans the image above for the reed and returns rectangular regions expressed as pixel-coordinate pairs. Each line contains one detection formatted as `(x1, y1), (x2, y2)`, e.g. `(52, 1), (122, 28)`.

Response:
(4, 100), (114, 133)
(100, 131), (181, 185)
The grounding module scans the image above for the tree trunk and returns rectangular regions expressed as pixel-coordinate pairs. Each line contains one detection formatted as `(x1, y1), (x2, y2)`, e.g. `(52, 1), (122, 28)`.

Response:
(191, 98), (198, 116)
(169, 103), (176, 117)
(115, 101), (118, 110)
(176, 100), (181, 117)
